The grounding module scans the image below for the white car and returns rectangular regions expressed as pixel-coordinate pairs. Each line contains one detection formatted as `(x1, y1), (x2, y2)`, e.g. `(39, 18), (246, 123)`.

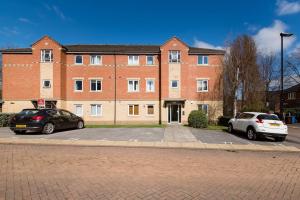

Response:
(228, 112), (288, 141)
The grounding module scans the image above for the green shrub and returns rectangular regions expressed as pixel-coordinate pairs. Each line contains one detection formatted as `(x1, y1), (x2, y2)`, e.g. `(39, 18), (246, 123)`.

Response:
(188, 110), (208, 128)
(0, 113), (16, 127)
(217, 116), (231, 126)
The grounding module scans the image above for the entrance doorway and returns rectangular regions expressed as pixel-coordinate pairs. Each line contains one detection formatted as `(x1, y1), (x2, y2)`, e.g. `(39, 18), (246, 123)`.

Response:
(168, 104), (181, 123)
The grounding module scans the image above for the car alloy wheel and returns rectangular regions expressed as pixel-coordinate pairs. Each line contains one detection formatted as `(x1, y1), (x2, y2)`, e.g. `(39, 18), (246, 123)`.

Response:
(247, 128), (256, 140)
(43, 123), (54, 134)
(77, 121), (84, 129)
(228, 124), (233, 133)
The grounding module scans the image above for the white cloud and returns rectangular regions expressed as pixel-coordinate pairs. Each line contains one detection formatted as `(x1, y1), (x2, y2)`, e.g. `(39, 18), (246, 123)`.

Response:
(52, 5), (66, 21)
(276, 0), (300, 15)
(18, 17), (35, 24)
(253, 20), (296, 54)
(193, 39), (223, 50)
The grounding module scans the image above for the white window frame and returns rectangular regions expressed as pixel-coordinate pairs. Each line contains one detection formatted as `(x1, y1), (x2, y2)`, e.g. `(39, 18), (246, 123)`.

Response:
(169, 50), (181, 63)
(42, 79), (51, 88)
(89, 79), (102, 92)
(90, 55), (102, 65)
(146, 55), (154, 65)
(74, 104), (83, 116)
(128, 104), (139, 116)
(197, 79), (209, 92)
(288, 92), (296, 100)
(40, 49), (53, 63)
(170, 80), (179, 89)
(198, 55), (209, 65)
(198, 104), (209, 115)
(74, 79), (83, 92)
(90, 104), (102, 116)
(146, 78), (155, 92)
(146, 104), (155, 116)
(128, 55), (139, 66)
(75, 55), (83, 65)
(128, 79), (140, 92)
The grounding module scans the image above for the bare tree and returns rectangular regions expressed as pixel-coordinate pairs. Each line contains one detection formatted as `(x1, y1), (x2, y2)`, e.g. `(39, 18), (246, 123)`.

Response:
(286, 47), (300, 84)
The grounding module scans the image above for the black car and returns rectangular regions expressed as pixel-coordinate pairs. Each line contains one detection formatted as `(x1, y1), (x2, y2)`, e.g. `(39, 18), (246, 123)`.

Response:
(9, 108), (84, 134)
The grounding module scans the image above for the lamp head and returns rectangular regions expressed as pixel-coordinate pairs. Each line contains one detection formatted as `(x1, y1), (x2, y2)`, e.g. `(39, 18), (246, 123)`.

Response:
(280, 32), (293, 37)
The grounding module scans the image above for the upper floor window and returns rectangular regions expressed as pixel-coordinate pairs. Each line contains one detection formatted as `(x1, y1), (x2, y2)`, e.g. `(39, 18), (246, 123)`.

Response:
(146, 79), (155, 92)
(198, 55), (208, 65)
(75, 55), (83, 65)
(90, 55), (101, 65)
(74, 79), (83, 92)
(197, 79), (208, 92)
(90, 79), (102, 92)
(42, 80), (51, 88)
(171, 80), (179, 88)
(128, 55), (139, 65)
(288, 92), (296, 100)
(128, 79), (139, 92)
(41, 49), (53, 63)
(169, 50), (180, 63)
(146, 56), (154, 65)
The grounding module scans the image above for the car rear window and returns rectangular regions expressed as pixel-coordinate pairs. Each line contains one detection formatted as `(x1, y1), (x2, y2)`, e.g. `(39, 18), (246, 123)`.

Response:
(19, 109), (40, 116)
(257, 114), (280, 121)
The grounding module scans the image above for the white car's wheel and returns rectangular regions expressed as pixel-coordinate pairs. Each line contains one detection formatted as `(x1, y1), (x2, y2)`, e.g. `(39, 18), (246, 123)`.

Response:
(228, 124), (234, 133)
(247, 128), (257, 140)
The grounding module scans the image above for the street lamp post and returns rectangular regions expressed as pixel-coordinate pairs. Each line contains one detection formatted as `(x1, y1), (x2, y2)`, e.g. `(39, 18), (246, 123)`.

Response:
(280, 32), (293, 116)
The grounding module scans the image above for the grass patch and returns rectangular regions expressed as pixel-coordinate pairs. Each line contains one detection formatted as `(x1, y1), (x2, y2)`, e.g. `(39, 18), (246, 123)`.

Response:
(85, 124), (166, 128)
(206, 125), (228, 131)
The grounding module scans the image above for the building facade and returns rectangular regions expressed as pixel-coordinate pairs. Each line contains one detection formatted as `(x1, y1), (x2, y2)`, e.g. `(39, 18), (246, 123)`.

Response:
(1, 36), (224, 124)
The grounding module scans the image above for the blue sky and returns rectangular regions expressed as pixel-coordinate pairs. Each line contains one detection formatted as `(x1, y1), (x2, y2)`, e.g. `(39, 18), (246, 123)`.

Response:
(0, 0), (299, 53)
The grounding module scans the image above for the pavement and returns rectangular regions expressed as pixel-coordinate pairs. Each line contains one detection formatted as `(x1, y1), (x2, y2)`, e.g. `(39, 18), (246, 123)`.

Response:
(0, 124), (299, 152)
(0, 144), (299, 200)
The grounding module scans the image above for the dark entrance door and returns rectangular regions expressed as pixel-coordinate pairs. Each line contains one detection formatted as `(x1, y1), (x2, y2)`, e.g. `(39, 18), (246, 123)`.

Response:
(168, 104), (181, 123)
(171, 105), (179, 122)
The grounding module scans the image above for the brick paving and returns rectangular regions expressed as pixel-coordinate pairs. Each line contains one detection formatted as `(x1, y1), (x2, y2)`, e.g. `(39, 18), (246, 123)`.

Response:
(0, 144), (299, 200)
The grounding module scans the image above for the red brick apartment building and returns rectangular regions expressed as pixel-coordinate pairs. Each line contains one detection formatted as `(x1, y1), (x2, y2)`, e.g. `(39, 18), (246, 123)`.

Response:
(1, 36), (224, 124)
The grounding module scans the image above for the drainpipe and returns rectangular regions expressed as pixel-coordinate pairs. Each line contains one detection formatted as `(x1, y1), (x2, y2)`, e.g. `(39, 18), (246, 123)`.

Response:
(159, 54), (162, 124)
(114, 52), (117, 125)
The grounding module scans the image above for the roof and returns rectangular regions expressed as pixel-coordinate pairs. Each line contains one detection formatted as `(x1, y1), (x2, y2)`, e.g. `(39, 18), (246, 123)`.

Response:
(1, 45), (225, 55)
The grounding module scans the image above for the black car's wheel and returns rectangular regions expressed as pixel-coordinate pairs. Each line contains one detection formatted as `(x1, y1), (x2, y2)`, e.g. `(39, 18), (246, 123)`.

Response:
(14, 130), (25, 134)
(275, 137), (286, 142)
(77, 121), (84, 129)
(247, 128), (257, 140)
(228, 124), (234, 133)
(42, 123), (55, 134)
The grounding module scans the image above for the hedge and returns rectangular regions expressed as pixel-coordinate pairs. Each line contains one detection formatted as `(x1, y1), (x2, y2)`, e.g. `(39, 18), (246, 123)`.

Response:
(0, 113), (16, 127)
(188, 110), (208, 128)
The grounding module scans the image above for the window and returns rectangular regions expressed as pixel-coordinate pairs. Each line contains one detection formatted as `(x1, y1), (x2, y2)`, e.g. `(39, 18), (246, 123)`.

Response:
(197, 79), (208, 92)
(146, 56), (154, 65)
(74, 80), (83, 92)
(91, 104), (102, 116)
(146, 79), (155, 92)
(198, 55), (208, 65)
(169, 50), (180, 63)
(288, 92), (296, 100)
(60, 110), (72, 116)
(74, 104), (83, 116)
(128, 55), (139, 65)
(147, 105), (154, 115)
(75, 55), (83, 65)
(90, 55), (101, 65)
(171, 80), (179, 88)
(128, 105), (139, 116)
(41, 49), (53, 62)
(198, 104), (209, 115)
(42, 80), (51, 88)
(90, 80), (102, 92)
(128, 80), (139, 92)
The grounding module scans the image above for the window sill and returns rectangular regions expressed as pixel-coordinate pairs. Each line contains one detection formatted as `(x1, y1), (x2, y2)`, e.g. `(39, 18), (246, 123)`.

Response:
(197, 64), (209, 66)
(74, 90), (83, 93)
(197, 91), (209, 93)
(89, 91), (102, 93)
(146, 91), (155, 93)
(127, 64), (140, 66)
(89, 64), (102, 66)
(128, 115), (140, 117)
(40, 61), (53, 63)
(128, 91), (140, 93)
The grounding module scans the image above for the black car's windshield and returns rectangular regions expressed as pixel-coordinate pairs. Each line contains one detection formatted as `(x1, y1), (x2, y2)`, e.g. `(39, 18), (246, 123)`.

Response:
(257, 114), (280, 121)
(19, 109), (40, 116)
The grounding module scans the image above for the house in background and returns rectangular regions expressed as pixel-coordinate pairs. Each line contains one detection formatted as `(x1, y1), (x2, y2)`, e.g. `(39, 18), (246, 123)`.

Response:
(268, 83), (300, 113)
(1, 36), (224, 124)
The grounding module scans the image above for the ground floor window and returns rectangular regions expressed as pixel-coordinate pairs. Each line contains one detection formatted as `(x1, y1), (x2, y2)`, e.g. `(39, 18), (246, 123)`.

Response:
(74, 104), (83, 116)
(198, 104), (209, 115)
(147, 105), (154, 115)
(91, 104), (102, 116)
(128, 104), (139, 116)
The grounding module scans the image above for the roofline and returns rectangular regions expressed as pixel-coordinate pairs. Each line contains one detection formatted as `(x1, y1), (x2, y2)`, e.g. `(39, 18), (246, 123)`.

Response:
(65, 51), (160, 55)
